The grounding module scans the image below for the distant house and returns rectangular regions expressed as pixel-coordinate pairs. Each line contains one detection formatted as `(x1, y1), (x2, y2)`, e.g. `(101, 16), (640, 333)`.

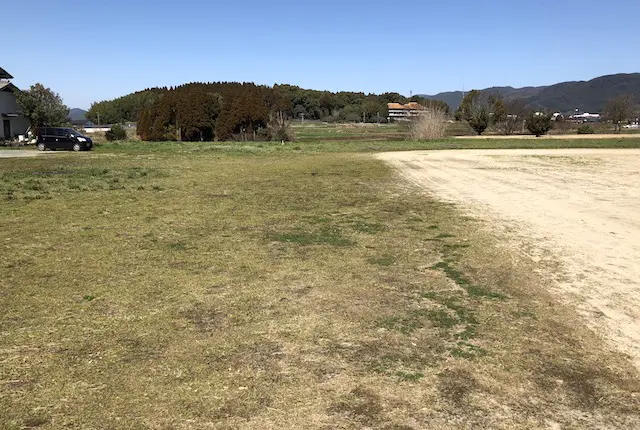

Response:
(0, 67), (30, 141)
(81, 122), (112, 134)
(387, 102), (427, 121)
(570, 112), (601, 123)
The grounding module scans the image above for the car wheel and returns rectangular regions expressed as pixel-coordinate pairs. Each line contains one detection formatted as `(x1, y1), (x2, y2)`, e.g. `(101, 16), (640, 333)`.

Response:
(37, 143), (46, 151)
(72, 143), (81, 152)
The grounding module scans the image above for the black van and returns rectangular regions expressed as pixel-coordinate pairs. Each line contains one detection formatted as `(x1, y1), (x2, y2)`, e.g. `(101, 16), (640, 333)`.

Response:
(35, 128), (93, 151)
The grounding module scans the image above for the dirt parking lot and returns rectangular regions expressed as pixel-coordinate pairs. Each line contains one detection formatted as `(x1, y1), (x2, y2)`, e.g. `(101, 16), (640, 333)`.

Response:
(379, 148), (640, 369)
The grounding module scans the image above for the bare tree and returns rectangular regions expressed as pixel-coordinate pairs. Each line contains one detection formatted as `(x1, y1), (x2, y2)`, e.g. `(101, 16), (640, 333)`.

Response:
(492, 97), (527, 135)
(604, 95), (634, 132)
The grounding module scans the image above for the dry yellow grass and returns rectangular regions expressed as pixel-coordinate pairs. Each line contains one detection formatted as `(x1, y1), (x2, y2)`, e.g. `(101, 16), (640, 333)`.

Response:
(0, 145), (638, 429)
(409, 110), (448, 140)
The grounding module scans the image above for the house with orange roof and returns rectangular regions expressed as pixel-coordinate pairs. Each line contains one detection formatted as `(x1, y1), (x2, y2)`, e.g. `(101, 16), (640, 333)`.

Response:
(387, 102), (427, 121)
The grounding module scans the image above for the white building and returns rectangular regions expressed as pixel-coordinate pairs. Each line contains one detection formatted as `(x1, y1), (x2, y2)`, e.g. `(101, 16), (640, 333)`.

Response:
(387, 102), (427, 121)
(0, 67), (30, 141)
(570, 112), (601, 122)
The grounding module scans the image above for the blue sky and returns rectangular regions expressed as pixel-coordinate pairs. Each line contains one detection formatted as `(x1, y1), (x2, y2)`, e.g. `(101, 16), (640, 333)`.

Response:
(5, 0), (640, 109)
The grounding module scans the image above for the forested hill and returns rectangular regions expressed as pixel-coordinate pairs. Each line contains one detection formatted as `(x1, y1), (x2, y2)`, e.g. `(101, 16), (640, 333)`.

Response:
(419, 73), (640, 112)
(86, 83), (449, 127)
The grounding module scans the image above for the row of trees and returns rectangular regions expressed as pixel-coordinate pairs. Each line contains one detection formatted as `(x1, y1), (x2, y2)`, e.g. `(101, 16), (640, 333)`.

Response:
(133, 83), (450, 142)
(454, 90), (638, 137)
(136, 83), (278, 142)
(86, 89), (164, 125)
(14, 82), (638, 141)
(455, 90), (531, 135)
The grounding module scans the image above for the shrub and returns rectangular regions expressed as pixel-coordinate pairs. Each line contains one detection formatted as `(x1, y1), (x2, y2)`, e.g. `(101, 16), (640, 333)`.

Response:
(267, 111), (296, 142)
(455, 90), (491, 135)
(272, 124), (295, 142)
(409, 109), (447, 140)
(526, 113), (553, 137)
(577, 125), (595, 134)
(468, 107), (490, 135)
(105, 124), (127, 141)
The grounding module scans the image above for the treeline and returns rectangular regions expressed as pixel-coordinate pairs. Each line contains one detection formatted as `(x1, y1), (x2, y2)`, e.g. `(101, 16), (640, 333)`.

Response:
(88, 82), (450, 141)
(87, 89), (165, 125)
(138, 83), (270, 141)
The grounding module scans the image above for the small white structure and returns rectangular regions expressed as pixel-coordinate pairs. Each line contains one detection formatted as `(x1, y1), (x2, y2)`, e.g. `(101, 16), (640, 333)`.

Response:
(82, 126), (112, 134)
(570, 112), (601, 122)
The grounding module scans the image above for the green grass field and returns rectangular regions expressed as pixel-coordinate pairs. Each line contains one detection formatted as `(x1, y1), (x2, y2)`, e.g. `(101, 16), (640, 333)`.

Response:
(85, 135), (640, 156)
(1, 140), (639, 429)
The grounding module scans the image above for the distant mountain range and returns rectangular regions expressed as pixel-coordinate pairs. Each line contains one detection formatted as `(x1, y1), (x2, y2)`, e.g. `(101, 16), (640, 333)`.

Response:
(419, 73), (640, 113)
(69, 108), (87, 124)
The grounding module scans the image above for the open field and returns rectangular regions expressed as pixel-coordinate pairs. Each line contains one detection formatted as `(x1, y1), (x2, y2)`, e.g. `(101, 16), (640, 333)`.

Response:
(379, 148), (640, 368)
(292, 122), (407, 142)
(77, 135), (640, 155)
(289, 121), (640, 142)
(1, 142), (640, 428)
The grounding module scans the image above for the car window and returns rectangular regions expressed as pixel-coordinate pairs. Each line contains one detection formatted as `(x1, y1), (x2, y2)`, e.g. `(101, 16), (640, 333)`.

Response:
(66, 129), (83, 137)
(54, 129), (66, 137)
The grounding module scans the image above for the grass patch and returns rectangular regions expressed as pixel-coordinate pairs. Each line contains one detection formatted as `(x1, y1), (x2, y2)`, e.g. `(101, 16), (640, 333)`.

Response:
(1, 145), (638, 428)
(426, 309), (458, 329)
(435, 233), (455, 239)
(430, 260), (507, 300)
(351, 220), (385, 234)
(86, 136), (640, 156)
(368, 254), (395, 267)
(167, 241), (187, 251)
(377, 312), (426, 335)
(269, 227), (353, 247)
(395, 371), (425, 382)
(0, 161), (166, 201)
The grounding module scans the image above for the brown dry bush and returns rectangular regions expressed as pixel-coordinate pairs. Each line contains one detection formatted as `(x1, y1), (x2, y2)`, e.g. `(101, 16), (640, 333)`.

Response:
(409, 109), (447, 140)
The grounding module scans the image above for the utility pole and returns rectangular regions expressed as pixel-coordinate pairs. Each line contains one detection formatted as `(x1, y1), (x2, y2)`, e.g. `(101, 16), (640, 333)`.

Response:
(300, 113), (305, 125)
(97, 112), (100, 127)
(363, 112), (366, 124)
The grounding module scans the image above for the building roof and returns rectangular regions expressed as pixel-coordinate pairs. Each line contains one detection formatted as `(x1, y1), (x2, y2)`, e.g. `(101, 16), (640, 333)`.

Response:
(387, 102), (427, 110)
(0, 81), (18, 92)
(0, 67), (13, 79)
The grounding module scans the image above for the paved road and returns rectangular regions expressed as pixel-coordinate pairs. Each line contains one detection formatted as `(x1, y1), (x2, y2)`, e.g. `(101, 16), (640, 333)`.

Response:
(379, 148), (640, 369)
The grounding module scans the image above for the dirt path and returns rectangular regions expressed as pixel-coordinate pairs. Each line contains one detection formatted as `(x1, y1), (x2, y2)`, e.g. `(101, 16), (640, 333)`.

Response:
(454, 133), (640, 139)
(378, 148), (640, 369)
(0, 149), (51, 158)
